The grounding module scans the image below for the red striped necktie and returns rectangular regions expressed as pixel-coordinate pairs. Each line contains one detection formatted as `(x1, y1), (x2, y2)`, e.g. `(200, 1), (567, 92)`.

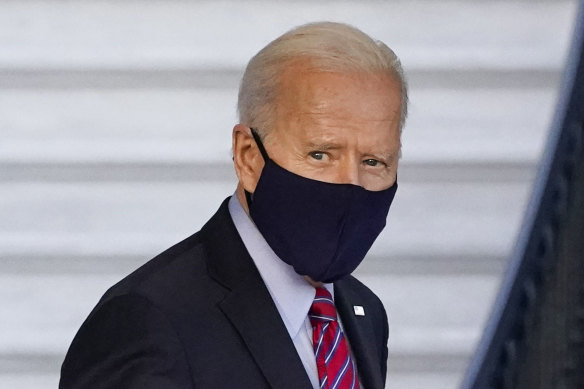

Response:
(309, 287), (360, 389)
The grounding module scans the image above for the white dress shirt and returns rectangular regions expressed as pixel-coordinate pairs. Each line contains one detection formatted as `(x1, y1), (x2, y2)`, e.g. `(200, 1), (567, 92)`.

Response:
(228, 194), (337, 389)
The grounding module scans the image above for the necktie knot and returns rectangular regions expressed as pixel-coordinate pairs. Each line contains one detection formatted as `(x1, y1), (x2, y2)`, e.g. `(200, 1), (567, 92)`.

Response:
(309, 287), (337, 326)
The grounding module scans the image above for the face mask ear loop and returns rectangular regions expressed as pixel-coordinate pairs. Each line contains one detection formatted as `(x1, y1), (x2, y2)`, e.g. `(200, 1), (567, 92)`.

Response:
(245, 128), (270, 207)
(250, 128), (270, 162)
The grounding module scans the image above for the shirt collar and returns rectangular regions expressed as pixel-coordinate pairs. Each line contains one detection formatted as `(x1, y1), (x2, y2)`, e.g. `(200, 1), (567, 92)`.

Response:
(228, 194), (334, 338)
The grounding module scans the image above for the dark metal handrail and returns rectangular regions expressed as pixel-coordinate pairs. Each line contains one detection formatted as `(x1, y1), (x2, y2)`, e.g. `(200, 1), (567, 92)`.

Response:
(461, 1), (584, 388)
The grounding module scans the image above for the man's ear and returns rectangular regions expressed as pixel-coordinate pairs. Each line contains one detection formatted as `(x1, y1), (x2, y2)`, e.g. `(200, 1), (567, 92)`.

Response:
(232, 124), (264, 193)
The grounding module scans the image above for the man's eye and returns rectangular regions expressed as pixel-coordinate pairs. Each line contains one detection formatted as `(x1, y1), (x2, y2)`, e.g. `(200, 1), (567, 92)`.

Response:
(363, 159), (380, 167)
(309, 151), (326, 161)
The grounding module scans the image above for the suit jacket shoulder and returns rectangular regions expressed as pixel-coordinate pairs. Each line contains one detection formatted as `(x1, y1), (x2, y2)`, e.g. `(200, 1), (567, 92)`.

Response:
(60, 198), (312, 389)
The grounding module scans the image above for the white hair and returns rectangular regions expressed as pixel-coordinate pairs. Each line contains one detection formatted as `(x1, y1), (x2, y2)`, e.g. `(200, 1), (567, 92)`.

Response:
(237, 21), (408, 137)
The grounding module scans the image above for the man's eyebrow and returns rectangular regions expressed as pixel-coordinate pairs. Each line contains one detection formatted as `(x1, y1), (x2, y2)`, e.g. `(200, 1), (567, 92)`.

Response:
(305, 141), (343, 150)
(381, 150), (400, 160)
(305, 142), (401, 159)
(361, 147), (398, 158)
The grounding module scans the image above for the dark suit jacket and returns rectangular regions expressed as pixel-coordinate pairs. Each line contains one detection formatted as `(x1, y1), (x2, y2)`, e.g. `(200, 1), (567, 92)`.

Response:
(60, 198), (389, 388)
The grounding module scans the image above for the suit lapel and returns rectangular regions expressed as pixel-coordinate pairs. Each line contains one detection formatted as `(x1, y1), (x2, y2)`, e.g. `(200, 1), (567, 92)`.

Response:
(335, 280), (385, 389)
(202, 199), (313, 389)
(219, 278), (313, 389)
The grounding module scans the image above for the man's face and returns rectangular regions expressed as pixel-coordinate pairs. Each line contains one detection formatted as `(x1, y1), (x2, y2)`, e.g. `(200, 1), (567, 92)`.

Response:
(262, 64), (402, 192)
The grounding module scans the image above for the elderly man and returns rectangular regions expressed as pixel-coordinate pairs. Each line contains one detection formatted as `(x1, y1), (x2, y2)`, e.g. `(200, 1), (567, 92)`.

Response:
(60, 21), (407, 389)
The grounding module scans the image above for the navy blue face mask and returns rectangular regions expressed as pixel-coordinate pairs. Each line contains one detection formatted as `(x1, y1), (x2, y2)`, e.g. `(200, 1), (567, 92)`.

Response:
(246, 129), (397, 283)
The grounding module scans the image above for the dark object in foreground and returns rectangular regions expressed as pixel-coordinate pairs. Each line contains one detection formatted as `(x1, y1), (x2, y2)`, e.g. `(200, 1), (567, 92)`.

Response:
(462, 2), (584, 388)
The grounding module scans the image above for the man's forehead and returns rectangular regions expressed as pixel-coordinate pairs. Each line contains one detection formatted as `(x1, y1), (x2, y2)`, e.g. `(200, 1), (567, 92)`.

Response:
(277, 68), (401, 111)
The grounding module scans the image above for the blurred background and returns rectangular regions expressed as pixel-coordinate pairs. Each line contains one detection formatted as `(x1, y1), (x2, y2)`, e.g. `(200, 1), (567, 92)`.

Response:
(0, 1), (579, 388)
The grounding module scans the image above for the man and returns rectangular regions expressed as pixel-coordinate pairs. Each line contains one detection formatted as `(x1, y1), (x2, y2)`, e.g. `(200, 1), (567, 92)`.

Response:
(60, 21), (407, 389)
